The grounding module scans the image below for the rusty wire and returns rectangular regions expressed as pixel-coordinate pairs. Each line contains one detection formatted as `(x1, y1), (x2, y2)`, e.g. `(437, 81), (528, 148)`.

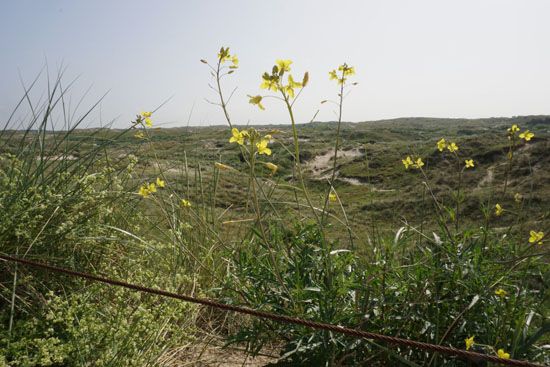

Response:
(0, 253), (544, 367)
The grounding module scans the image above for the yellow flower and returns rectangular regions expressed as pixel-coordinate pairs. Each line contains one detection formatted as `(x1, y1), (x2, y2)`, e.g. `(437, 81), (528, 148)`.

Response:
(414, 157), (424, 169)
(494, 288), (507, 298)
(138, 182), (157, 197)
(514, 192), (522, 203)
(144, 117), (153, 127)
(519, 130), (534, 141)
(264, 162), (278, 174)
(497, 349), (510, 359)
(275, 59), (292, 73)
(134, 131), (145, 139)
(329, 192), (337, 202)
(215, 162), (233, 171)
(288, 74), (302, 89)
(230, 55), (239, 68)
(495, 203), (503, 216)
(402, 156), (414, 169)
(141, 111), (152, 118)
(528, 230), (544, 245)
(180, 199), (192, 207)
(338, 64), (354, 74)
(465, 159), (474, 168)
(229, 128), (246, 145)
(329, 64), (355, 85)
(338, 64), (355, 76)
(138, 185), (150, 198)
(218, 47), (231, 62)
(285, 74), (303, 98)
(507, 124), (520, 133)
(465, 336), (475, 351)
(447, 142), (459, 153)
(260, 73), (279, 91)
(248, 95), (265, 110)
(437, 138), (446, 152)
(156, 177), (165, 188)
(256, 139), (272, 156)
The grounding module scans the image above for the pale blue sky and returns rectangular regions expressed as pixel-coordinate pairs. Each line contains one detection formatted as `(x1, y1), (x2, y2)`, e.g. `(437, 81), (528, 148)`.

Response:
(1, 0), (549, 128)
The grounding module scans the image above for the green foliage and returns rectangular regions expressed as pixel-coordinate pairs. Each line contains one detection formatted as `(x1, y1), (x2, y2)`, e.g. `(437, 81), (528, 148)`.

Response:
(221, 224), (365, 364)
(219, 224), (548, 365)
(1, 284), (195, 367)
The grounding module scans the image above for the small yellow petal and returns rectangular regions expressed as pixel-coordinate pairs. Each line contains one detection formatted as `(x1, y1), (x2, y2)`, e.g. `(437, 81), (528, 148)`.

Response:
(497, 349), (510, 359)
(465, 336), (475, 351)
(495, 203), (503, 216)
(437, 138), (446, 152)
(156, 177), (165, 188)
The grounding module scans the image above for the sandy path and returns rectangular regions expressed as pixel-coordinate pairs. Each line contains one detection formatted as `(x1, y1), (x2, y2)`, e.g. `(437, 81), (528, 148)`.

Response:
(306, 148), (363, 179)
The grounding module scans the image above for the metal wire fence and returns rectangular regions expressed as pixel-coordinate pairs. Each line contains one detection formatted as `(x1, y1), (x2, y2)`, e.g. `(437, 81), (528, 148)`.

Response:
(0, 253), (544, 367)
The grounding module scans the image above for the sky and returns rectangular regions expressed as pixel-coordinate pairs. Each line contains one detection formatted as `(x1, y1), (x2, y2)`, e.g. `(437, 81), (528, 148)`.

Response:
(1, 0), (549, 129)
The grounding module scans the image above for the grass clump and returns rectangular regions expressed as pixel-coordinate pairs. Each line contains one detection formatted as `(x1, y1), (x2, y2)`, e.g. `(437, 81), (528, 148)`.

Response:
(0, 72), (197, 366)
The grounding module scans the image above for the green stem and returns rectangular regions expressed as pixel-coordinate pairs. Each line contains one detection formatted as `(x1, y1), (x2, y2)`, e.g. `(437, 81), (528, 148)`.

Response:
(216, 60), (233, 128)
(321, 81), (345, 225)
(283, 94), (320, 225)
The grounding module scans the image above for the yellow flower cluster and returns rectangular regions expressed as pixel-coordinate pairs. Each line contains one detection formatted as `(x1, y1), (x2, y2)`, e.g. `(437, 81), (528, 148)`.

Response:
(437, 138), (475, 168)
(329, 192), (337, 202)
(250, 59), (308, 109)
(218, 47), (239, 69)
(402, 156), (424, 170)
(529, 230), (544, 245)
(507, 124), (535, 141)
(141, 111), (153, 128)
(437, 138), (459, 153)
(329, 63), (356, 85)
(180, 199), (192, 207)
(137, 177), (165, 198)
(229, 128), (273, 156)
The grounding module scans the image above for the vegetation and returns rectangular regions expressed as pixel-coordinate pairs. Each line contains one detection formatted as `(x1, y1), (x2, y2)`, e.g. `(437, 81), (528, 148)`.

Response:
(0, 48), (548, 366)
